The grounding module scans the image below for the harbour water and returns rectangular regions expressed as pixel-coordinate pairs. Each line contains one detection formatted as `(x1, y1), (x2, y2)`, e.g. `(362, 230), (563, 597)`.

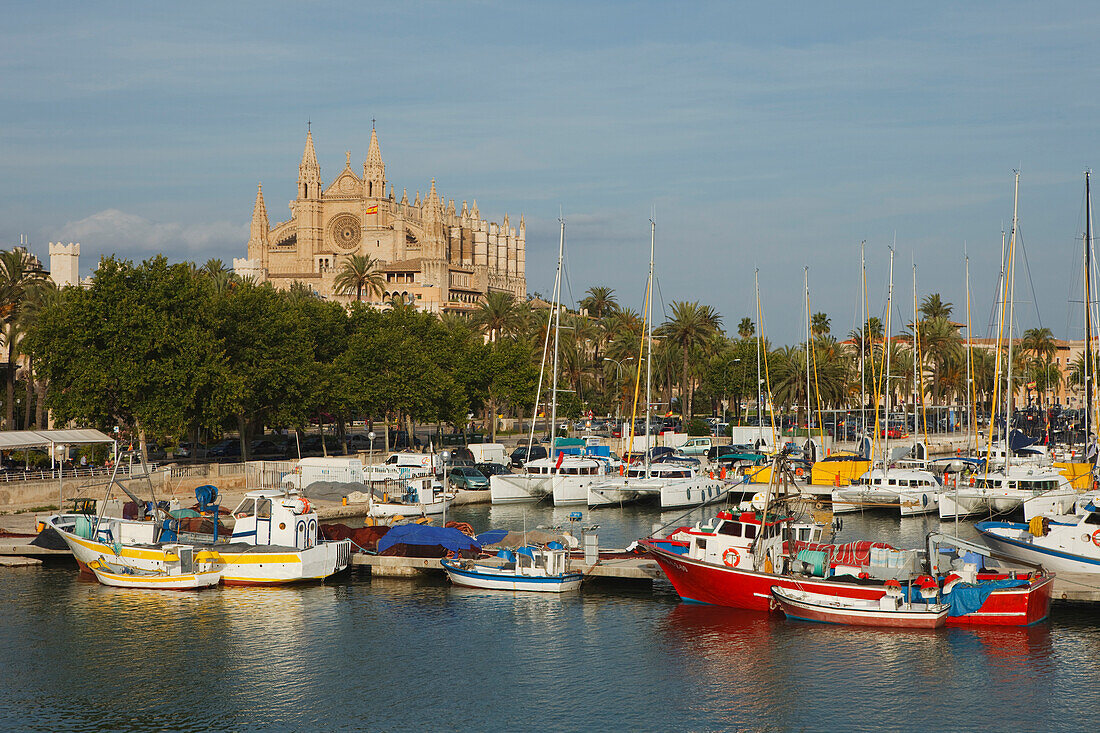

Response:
(5, 504), (1100, 732)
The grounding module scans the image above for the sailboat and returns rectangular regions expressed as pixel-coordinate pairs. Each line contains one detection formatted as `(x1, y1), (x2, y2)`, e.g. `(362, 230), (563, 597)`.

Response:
(939, 173), (1077, 520)
(587, 218), (731, 509)
(490, 217), (608, 506)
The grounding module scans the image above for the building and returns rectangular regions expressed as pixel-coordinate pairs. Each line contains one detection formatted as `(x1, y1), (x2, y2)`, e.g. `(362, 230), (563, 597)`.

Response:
(235, 127), (526, 312)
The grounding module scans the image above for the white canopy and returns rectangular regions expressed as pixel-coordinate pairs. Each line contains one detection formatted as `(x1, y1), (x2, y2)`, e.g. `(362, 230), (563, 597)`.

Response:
(0, 429), (115, 451)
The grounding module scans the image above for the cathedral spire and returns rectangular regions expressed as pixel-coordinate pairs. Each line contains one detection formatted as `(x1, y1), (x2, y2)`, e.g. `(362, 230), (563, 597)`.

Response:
(248, 183), (269, 250)
(363, 126), (386, 198)
(298, 128), (321, 198)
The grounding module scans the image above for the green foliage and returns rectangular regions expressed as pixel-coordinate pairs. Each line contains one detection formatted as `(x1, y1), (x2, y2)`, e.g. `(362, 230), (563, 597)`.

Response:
(686, 418), (710, 436)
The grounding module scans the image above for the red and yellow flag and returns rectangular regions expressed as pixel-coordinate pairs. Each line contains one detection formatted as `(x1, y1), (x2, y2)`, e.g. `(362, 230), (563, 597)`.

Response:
(365, 205), (378, 214)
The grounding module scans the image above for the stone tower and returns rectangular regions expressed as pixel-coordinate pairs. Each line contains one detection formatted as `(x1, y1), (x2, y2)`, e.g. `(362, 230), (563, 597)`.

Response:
(48, 242), (80, 287)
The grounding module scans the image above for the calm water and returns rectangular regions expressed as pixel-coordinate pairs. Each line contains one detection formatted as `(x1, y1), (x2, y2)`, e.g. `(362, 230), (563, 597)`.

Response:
(4, 505), (1100, 732)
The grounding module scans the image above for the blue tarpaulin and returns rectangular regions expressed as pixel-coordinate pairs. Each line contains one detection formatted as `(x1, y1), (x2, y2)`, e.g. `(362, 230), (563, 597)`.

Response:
(376, 524), (483, 554)
(476, 529), (509, 546)
(906, 578), (1029, 617)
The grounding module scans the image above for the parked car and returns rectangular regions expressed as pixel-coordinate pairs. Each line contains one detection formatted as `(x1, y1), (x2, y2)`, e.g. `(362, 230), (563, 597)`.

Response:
(174, 441), (208, 459)
(653, 454), (700, 467)
(445, 446), (475, 464)
(675, 437), (713, 457)
(705, 444), (743, 463)
(510, 444), (548, 468)
(209, 439), (241, 458)
(249, 439), (286, 458)
(647, 446), (676, 461)
(448, 465), (490, 491)
(345, 434), (376, 451)
(299, 435), (344, 455)
(476, 461), (511, 479)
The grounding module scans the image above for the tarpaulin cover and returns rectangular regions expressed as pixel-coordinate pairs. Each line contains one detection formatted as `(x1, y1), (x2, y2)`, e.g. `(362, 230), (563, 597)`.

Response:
(798, 540), (894, 566)
(905, 578), (1029, 616)
(376, 524), (482, 554)
(475, 529), (509, 546)
(1009, 429), (1039, 452)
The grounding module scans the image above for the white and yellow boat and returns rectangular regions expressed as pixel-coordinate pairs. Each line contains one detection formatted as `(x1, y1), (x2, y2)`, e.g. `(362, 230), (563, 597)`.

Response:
(88, 549), (223, 590)
(48, 489), (351, 586)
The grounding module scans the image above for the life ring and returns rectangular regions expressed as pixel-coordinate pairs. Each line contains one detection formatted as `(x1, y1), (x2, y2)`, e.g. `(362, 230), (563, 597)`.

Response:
(722, 547), (740, 567)
(236, 512), (248, 519)
(795, 467), (804, 477)
(1091, 529), (1100, 549)
(300, 498), (312, 514)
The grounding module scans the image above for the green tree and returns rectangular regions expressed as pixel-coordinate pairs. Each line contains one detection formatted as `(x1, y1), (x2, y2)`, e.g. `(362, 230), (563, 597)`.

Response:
(656, 301), (722, 418)
(737, 317), (755, 340)
(0, 249), (49, 428)
(579, 286), (618, 319)
(472, 291), (524, 341)
(920, 293), (953, 320)
(334, 254), (386, 303)
(811, 312), (831, 338)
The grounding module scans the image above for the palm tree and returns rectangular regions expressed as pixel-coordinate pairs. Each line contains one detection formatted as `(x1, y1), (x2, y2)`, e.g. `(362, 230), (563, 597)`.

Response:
(811, 312), (831, 339)
(15, 279), (59, 428)
(656, 301), (722, 417)
(737, 317), (755, 340)
(333, 254), (385, 303)
(579, 286), (618, 319)
(0, 249), (48, 428)
(472, 292), (523, 341)
(1021, 327), (1056, 363)
(201, 258), (229, 276)
(920, 293), (953, 320)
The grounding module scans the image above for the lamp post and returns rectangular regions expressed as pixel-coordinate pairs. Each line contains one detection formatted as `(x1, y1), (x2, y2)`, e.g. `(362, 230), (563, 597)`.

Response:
(603, 357), (634, 425)
(367, 431), (376, 466)
(441, 450), (451, 526)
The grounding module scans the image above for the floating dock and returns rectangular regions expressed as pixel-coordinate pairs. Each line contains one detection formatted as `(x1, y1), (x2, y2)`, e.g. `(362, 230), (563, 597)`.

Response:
(350, 552), (662, 581)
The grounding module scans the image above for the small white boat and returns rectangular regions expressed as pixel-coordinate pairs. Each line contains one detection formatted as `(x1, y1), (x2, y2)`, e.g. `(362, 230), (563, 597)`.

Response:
(771, 584), (949, 628)
(88, 548), (222, 590)
(831, 468), (940, 516)
(976, 511), (1100, 573)
(441, 544), (582, 592)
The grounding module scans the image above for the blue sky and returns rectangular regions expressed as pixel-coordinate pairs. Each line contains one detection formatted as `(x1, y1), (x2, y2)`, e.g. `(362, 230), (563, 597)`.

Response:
(3, 2), (1100, 343)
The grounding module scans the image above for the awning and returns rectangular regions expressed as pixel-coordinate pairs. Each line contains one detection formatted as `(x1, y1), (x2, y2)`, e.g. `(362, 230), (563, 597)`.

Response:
(0, 429), (116, 451)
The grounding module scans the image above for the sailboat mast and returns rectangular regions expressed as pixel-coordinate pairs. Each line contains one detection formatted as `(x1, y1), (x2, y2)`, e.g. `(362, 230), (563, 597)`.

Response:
(912, 262), (919, 439)
(755, 269), (763, 432)
(804, 267), (811, 443)
(1005, 172), (1019, 473)
(966, 254), (975, 455)
(885, 248), (894, 470)
(860, 241), (866, 439)
(549, 217), (565, 465)
(645, 218), (655, 479)
(1086, 171), (1093, 454)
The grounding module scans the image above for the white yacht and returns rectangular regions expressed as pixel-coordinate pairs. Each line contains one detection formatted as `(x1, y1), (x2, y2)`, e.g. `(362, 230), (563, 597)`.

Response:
(490, 455), (607, 506)
(938, 465), (1077, 521)
(831, 467), (940, 517)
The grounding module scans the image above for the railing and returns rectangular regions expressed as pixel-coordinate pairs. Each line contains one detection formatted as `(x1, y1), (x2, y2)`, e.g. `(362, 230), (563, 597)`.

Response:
(0, 462), (160, 484)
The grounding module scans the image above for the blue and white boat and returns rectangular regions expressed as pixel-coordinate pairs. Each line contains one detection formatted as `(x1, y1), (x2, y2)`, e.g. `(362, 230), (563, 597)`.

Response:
(976, 508), (1100, 574)
(441, 543), (582, 592)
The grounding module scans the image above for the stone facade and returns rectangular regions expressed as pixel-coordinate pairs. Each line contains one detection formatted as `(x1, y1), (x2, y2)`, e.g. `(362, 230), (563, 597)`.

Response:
(237, 127), (526, 312)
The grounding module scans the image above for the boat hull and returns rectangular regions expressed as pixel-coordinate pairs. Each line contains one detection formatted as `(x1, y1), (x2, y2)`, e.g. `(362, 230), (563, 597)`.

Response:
(643, 543), (1052, 626)
(51, 516), (351, 585)
(441, 559), (582, 592)
(772, 588), (948, 628)
(489, 474), (551, 504)
(977, 521), (1100, 574)
(90, 564), (222, 590)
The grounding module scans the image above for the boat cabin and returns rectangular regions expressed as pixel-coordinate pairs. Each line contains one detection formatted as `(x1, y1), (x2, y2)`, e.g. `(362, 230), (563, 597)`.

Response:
(231, 489), (318, 549)
(674, 511), (823, 571)
(522, 456), (605, 476)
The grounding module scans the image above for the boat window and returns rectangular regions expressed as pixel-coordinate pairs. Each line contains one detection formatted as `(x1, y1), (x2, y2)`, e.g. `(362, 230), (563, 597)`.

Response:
(257, 499), (272, 519)
(1086, 512), (1100, 526)
(696, 539), (706, 552)
(888, 479), (897, 486)
(743, 524), (757, 540)
(231, 498), (255, 516)
(718, 522), (742, 537)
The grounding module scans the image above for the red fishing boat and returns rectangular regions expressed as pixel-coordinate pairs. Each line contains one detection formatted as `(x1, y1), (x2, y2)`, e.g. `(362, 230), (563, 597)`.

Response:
(641, 510), (1053, 627)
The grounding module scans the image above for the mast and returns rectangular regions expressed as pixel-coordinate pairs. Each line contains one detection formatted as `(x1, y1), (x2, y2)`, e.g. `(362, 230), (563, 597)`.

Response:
(912, 262), (919, 440)
(549, 216), (565, 468)
(884, 248), (895, 472)
(965, 253), (975, 455)
(756, 269), (763, 433)
(1086, 171), (1094, 458)
(645, 218), (655, 479)
(804, 267), (812, 445)
(860, 241), (866, 441)
(1005, 171), (1019, 473)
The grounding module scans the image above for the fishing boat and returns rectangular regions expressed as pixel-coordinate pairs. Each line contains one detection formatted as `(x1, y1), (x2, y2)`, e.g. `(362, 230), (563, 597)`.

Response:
(770, 583), (950, 628)
(642, 452), (1054, 626)
(48, 474), (352, 585)
(441, 543), (582, 592)
(88, 549), (223, 590)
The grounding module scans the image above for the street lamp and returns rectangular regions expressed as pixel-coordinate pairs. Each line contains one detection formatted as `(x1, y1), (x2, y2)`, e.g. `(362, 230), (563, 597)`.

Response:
(368, 431), (376, 465)
(441, 450), (451, 526)
(603, 357), (634, 425)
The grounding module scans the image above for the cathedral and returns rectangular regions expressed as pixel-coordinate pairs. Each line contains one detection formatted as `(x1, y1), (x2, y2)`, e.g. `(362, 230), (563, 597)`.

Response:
(235, 127), (526, 312)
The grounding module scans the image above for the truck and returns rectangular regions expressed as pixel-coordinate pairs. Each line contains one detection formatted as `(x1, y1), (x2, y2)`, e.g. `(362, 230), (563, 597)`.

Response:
(468, 443), (507, 465)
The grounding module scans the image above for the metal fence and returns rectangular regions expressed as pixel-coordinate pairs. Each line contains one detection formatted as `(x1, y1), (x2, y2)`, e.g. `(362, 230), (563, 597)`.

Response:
(245, 460), (298, 490)
(0, 462), (160, 485)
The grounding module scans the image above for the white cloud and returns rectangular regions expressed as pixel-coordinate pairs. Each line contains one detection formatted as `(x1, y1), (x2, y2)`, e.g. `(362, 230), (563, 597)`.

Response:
(50, 209), (247, 270)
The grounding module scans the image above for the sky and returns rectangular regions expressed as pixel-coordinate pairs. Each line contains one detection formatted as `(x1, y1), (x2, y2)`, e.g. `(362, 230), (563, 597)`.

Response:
(3, 2), (1100, 343)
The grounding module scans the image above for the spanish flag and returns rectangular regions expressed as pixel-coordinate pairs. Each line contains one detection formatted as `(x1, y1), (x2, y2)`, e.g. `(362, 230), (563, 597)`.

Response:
(365, 205), (378, 214)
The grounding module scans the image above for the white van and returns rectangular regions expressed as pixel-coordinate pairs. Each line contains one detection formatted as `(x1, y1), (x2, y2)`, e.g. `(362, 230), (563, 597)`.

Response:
(468, 443), (507, 465)
(384, 452), (439, 474)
